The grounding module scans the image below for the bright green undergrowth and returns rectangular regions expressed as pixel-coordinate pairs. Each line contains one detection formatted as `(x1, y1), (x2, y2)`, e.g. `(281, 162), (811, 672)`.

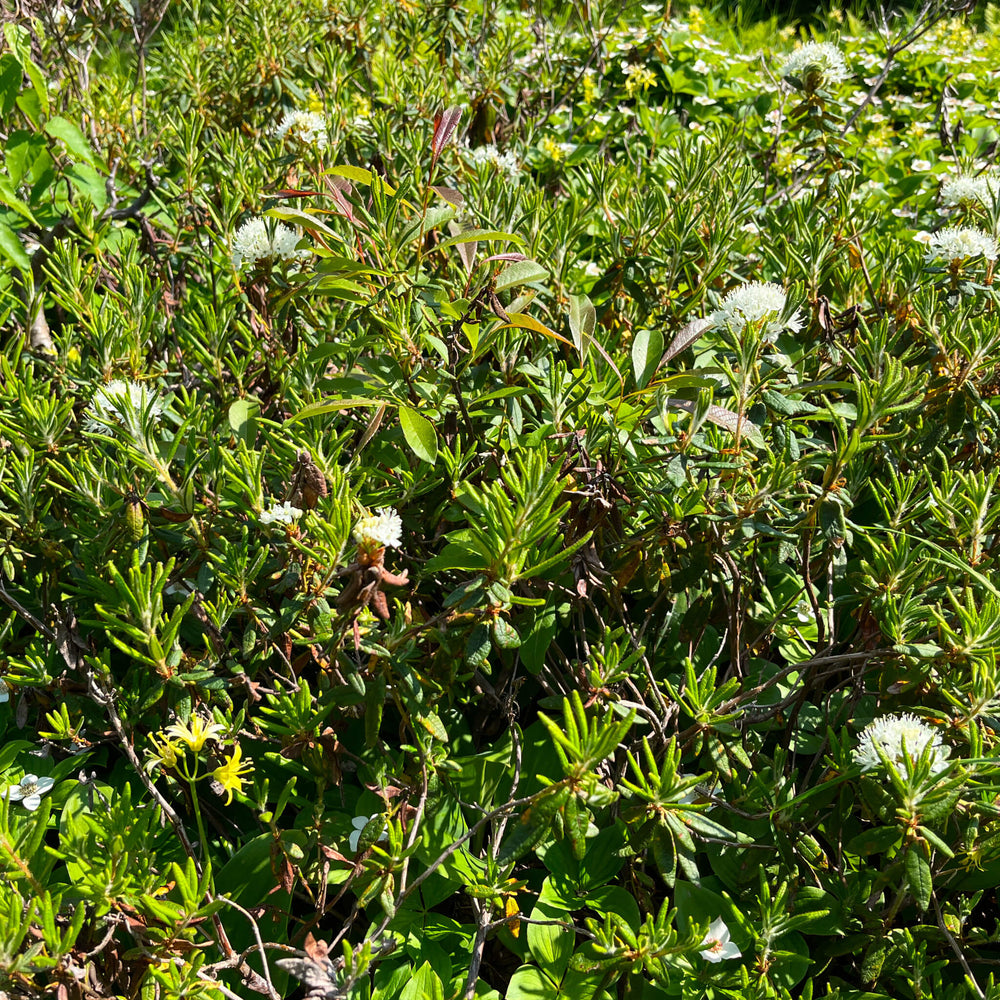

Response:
(2, 1), (1000, 998)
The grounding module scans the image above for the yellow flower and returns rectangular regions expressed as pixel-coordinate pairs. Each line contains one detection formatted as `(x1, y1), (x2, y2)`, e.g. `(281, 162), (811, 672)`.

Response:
(146, 733), (183, 771)
(165, 715), (226, 752)
(540, 137), (566, 162)
(213, 745), (253, 805)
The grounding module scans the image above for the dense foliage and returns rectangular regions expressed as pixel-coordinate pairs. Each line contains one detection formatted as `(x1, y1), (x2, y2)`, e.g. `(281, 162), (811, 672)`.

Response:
(2, 1), (1000, 997)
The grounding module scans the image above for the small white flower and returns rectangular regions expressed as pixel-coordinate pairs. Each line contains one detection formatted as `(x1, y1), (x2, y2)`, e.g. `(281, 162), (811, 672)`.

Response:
(232, 217), (308, 270)
(940, 173), (995, 208)
(84, 380), (164, 435)
(5, 774), (55, 811)
(272, 109), (329, 149)
(699, 918), (741, 963)
(467, 144), (521, 184)
(691, 58), (711, 74)
(924, 226), (999, 264)
(711, 281), (802, 341)
(692, 94), (717, 106)
(349, 813), (388, 852)
(910, 158), (932, 172)
(779, 42), (850, 87)
(259, 501), (303, 526)
(852, 713), (950, 775)
(353, 508), (403, 550)
(913, 231), (934, 246)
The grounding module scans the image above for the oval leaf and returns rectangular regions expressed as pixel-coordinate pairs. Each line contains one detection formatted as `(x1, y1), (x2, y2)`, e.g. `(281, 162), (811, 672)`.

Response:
(399, 405), (438, 464)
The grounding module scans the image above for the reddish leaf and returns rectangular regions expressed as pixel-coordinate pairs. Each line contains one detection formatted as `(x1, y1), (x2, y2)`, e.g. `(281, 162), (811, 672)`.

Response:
(431, 106), (463, 168)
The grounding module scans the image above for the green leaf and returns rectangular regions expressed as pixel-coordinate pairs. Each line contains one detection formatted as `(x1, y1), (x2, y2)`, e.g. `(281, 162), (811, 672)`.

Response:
(497, 786), (570, 866)
(399, 961), (445, 1000)
(228, 399), (259, 443)
(521, 603), (556, 674)
(43, 116), (102, 169)
(434, 228), (523, 250)
(0, 219), (31, 270)
(905, 840), (932, 911)
(465, 624), (492, 669)
(845, 825), (901, 857)
(0, 177), (37, 227)
(631, 327), (663, 388)
(417, 711), (449, 742)
(492, 617), (521, 649)
(527, 901), (574, 981)
(3, 24), (47, 116)
(0, 54), (20, 116)
(494, 258), (549, 291)
(285, 396), (385, 424)
(399, 405), (438, 464)
(506, 966), (561, 1000)
(569, 294), (595, 361)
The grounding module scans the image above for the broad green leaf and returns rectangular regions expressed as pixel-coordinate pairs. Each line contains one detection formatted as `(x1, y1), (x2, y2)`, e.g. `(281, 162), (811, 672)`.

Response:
(506, 965), (560, 1000)
(399, 961), (444, 1000)
(3, 24), (47, 116)
(43, 116), (102, 169)
(0, 219), (31, 270)
(521, 603), (556, 674)
(631, 327), (663, 388)
(527, 901), (574, 981)
(0, 53), (20, 116)
(492, 616), (520, 649)
(227, 399), (259, 442)
(399, 405), (438, 464)
(495, 258), (549, 291)
(0, 177), (37, 224)
(465, 624), (492, 669)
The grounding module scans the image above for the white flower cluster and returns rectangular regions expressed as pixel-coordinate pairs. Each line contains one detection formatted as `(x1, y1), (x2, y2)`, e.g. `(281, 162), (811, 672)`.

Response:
(232, 217), (307, 270)
(84, 380), (164, 435)
(780, 42), (850, 87)
(711, 281), (802, 341)
(467, 144), (521, 183)
(272, 109), (329, 149)
(940, 173), (996, 209)
(924, 226), (999, 264)
(260, 501), (303, 526)
(353, 508), (403, 550)
(852, 713), (951, 775)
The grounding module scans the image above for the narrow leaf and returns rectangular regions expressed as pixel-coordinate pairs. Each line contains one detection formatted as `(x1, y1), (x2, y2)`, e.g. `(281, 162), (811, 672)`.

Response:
(569, 294), (595, 361)
(431, 106), (464, 167)
(660, 316), (712, 368)
(905, 841), (932, 911)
